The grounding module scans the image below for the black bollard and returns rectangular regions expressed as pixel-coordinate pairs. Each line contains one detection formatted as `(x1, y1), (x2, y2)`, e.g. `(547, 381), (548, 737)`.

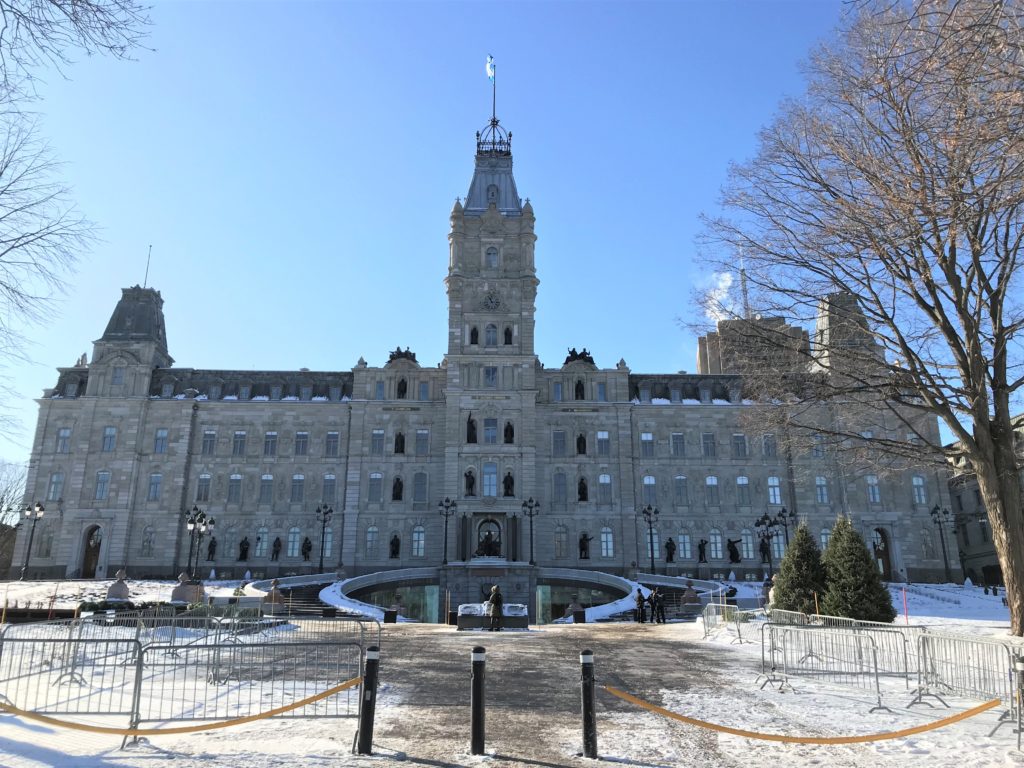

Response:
(580, 649), (598, 758)
(471, 646), (486, 755)
(355, 645), (380, 755)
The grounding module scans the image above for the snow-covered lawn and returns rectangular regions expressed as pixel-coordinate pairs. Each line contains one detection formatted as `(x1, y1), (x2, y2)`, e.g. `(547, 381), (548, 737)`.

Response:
(0, 579), (1020, 767)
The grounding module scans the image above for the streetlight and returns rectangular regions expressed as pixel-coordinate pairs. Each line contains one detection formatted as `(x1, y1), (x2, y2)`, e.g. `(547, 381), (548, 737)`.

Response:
(521, 497), (540, 566)
(754, 511), (781, 576)
(438, 497), (457, 565)
(930, 505), (952, 583)
(185, 506), (214, 579)
(640, 504), (659, 574)
(774, 507), (797, 547)
(316, 504), (334, 572)
(19, 502), (44, 580)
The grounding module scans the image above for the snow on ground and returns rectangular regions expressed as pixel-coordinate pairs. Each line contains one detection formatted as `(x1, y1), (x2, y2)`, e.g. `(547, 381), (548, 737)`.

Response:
(0, 579), (1021, 767)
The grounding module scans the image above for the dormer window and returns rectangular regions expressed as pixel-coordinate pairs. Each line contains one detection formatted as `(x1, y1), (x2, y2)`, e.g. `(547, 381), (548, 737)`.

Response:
(485, 247), (499, 268)
(111, 366), (125, 386)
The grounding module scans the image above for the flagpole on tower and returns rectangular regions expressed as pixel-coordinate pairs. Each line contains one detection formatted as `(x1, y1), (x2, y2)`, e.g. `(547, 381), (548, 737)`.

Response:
(487, 54), (496, 123)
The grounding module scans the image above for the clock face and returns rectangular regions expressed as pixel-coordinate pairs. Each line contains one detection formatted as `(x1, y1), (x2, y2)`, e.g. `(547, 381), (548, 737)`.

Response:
(482, 291), (502, 311)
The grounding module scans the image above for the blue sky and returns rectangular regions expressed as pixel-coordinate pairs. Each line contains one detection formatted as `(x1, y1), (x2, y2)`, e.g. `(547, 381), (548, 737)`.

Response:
(2, 0), (844, 465)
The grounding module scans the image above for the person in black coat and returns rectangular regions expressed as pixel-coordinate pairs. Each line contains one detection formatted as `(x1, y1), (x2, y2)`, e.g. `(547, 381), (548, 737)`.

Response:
(649, 588), (667, 623)
(634, 587), (647, 623)
(486, 585), (504, 631)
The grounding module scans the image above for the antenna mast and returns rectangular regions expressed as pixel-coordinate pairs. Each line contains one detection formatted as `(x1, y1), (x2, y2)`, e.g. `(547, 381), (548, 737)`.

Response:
(143, 245), (153, 288)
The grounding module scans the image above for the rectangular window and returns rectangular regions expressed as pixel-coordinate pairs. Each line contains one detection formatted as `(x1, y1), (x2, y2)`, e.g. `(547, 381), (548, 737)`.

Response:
(102, 426), (117, 452)
(598, 474), (612, 504)
(597, 430), (610, 457)
(705, 476), (719, 505)
(291, 474), (305, 503)
(300, 386), (312, 401)
(484, 418), (498, 444)
(415, 429), (429, 456)
(866, 475), (880, 503)
(597, 382), (607, 402)
(553, 473), (567, 508)
(368, 473), (383, 503)
(701, 432), (716, 458)
(912, 476), (926, 505)
(643, 476), (657, 505)
(483, 462), (498, 497)
(767, 476), (782, 505)
(375, 381), (385, 400)
(371, 429), (385, 455)
(641, 432), (655, 458)
(812, 434), (826, 458)
(552, 430), (567, 457)
(640, 387), (650, 402)
(153, 428), (168, 454)
(325, 431), (340, 457)
(209, 384), (221, 400)
(161, 383), (174, 398)
(329, 385), (342, 401)
(239, 385), (251, 400)
(322, 474), (337, 503)
(264, 431), (278, 456)
(111, 366), (125, 386)
(671, 433), (685, 457)
(600, 529), (614, 558)
(201, 430), (216, 455)
(419, 381), (430, 401)
(228, 474), (242, 503)
(731, 434), (748, 458)
(553, 382), (563, 402)
(674, 476), (688, 505)
(47, 472), (64, 501)
(412, 527), (425, 557)
(271, 385), (282, 400)
(736, 476), (750, 506)
(294, 432), (309, 456)
(95, 471), (111, 501)
(413, 472), (428, 505)
(147, 473), (162, 501)
(196, 475), (211, 502)
(55, 427), (71, 454)
(484, 366), (498, 388)
(815, 476), (829, 504)
(259, 474), (273, 504)
(232, 431), (247, 457)
(762, 434), (777, 458)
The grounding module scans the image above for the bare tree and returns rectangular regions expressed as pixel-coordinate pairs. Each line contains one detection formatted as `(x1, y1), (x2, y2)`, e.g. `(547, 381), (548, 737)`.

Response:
(700, 1), (1024, 632)
(0, 459), (25, 571)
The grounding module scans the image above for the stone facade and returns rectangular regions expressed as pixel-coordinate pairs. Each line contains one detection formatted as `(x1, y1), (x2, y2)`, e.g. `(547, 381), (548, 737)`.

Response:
(11, 117), (955, 584)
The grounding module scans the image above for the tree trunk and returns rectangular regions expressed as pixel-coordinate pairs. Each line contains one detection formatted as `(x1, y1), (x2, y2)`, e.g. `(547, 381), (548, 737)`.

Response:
(973, 419), (1024, 636)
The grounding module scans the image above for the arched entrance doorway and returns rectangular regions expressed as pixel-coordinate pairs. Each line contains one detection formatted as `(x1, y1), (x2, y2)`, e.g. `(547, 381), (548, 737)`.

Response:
(82, 526), (103, 579)
(475, 518), (502, 557)
(871, 527), (892, 581)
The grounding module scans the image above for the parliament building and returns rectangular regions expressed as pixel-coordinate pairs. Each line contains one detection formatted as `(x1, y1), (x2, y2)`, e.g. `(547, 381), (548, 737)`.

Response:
(11, 113), (955, 604)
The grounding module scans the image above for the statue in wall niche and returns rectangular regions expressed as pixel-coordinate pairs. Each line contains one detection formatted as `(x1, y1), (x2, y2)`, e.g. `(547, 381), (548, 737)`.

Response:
(390, 534), (400, 559)
(579, 533), (594, 559)
(504, 421), (514, 444)
(392, 476), (404, 500)
(665, 537), (676, 563)
(396, 379), (407, 398)
(503, 472), (515, 497)
(465, 469), (476, 497)
(577, 477), (588, 502)
(271, 537), (282, 561)
(727, 538), (742, 564)
(301, 537), (313, 561)
(575, 380), (585, 400)
(395, 432), (405, 453)
(698, 539), (708, 563)
(577, 434), (587, 454)
(467, 414), (477, 443)
(238, 537), (250, 561)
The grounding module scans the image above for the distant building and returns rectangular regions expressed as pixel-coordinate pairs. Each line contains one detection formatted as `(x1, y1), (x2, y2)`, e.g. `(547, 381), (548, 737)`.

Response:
(11, 112), (955, 604)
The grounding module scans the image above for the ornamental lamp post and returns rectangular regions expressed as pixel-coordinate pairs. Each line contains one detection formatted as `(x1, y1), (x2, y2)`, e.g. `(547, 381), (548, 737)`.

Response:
(521, 497), (540, 566)
(316, 504), (334, 572)
(775, 507), (797, 547)
(930, 505), (952, 583)
(185, 506), (214, 579)
(754, 511), (780, 577)
(19, 502), (44, 580)
(438, 497), (457, 565)
(640, 504), (659, 575)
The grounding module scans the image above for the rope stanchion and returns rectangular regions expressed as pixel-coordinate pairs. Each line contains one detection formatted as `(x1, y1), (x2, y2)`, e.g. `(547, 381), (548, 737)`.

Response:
(602, 685), (1000, 745)
(0, 675), (362, 736)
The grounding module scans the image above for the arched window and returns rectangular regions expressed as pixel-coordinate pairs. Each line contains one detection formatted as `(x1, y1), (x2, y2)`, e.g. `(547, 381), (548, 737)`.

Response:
(140, 526), (154, 557)
(287, 527), (301, 558)
(485, 247), (499, 268)
(642, 475), (656, 505)
(365, 525), (379, 556)
(485, 324), (498, 346)
(679, 530), (692, 560)
(598, 474), (612, 504)
(741, 529), (754, 560)
(705, 475), (719, 505)
(470, 326), (479, 345)
(736, 476), (750, 506)
(503, 326), (512, 345)
(369, 472), (383, 502)
(709, 529), (723, 560)
(411, 525), (425, 557)
(554, 524), (568, 558)
(600, 527), (614, 557)
(820, 528), (832, 549)
(255, 526), (269, 557)
(290, 474), (304, 503)
(674, 476), (688, 505)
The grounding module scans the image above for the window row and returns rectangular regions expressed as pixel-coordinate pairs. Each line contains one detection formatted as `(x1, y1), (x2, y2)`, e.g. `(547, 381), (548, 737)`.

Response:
(157, 382), (349, 402)
(371, 429), (431, 455)
(54, 426), (171, 455)
(363, 525), (427, 558)
(372, 378), (432, 401)
(468, 323), (514, 347)
(195, 472), (340, 505)
(550, 379), (609, 403)
(366, 472), (430, 504)
(200, 430), (343, 458)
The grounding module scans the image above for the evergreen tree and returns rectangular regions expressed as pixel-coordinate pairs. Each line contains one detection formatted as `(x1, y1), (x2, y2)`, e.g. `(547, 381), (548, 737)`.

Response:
(771, 524), (826, 615)
(821, 517), (896, 623)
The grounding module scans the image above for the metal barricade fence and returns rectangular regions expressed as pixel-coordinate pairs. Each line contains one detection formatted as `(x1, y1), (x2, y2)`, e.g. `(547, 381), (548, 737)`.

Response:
(760, 624), (888, 711)
(913, 632), (1020, 723)
(766, 609), (811, 626)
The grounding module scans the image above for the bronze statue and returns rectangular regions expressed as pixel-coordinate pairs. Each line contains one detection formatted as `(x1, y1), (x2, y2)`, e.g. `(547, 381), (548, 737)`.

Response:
(727, 538), (742, 564)
(504, 421), (514, 444)
(238, 537), (250, 561)
(467, 414), (477, 443)
(579, 533), (594, 559)
(577, 477), (588, 502)
(502, 471), (514, 497)
(698, 539), (708, 563)
(390, 534), (400, 558)
(392, 476), (403, 501)
(665, 537), (676, 563)
(465, 469), (476, 496)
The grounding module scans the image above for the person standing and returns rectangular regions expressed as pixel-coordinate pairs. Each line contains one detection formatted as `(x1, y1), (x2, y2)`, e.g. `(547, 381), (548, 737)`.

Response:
(634, 587), (647, 623)
(650, 588), (666, 624)
(486, 585), (504, 632)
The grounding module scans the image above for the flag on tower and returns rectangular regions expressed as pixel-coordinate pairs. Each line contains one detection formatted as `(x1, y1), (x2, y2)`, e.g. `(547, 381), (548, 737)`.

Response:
(486, 55), (495, 83)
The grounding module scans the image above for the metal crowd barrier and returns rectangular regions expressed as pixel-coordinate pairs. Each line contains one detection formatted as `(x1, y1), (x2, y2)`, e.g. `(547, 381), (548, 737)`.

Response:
(701, 604), (766, 643)
(759, 624), (888, 712)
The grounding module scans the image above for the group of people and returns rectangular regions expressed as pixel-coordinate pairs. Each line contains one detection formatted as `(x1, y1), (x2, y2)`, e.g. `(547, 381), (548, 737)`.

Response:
(634, 587), (667, 623)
